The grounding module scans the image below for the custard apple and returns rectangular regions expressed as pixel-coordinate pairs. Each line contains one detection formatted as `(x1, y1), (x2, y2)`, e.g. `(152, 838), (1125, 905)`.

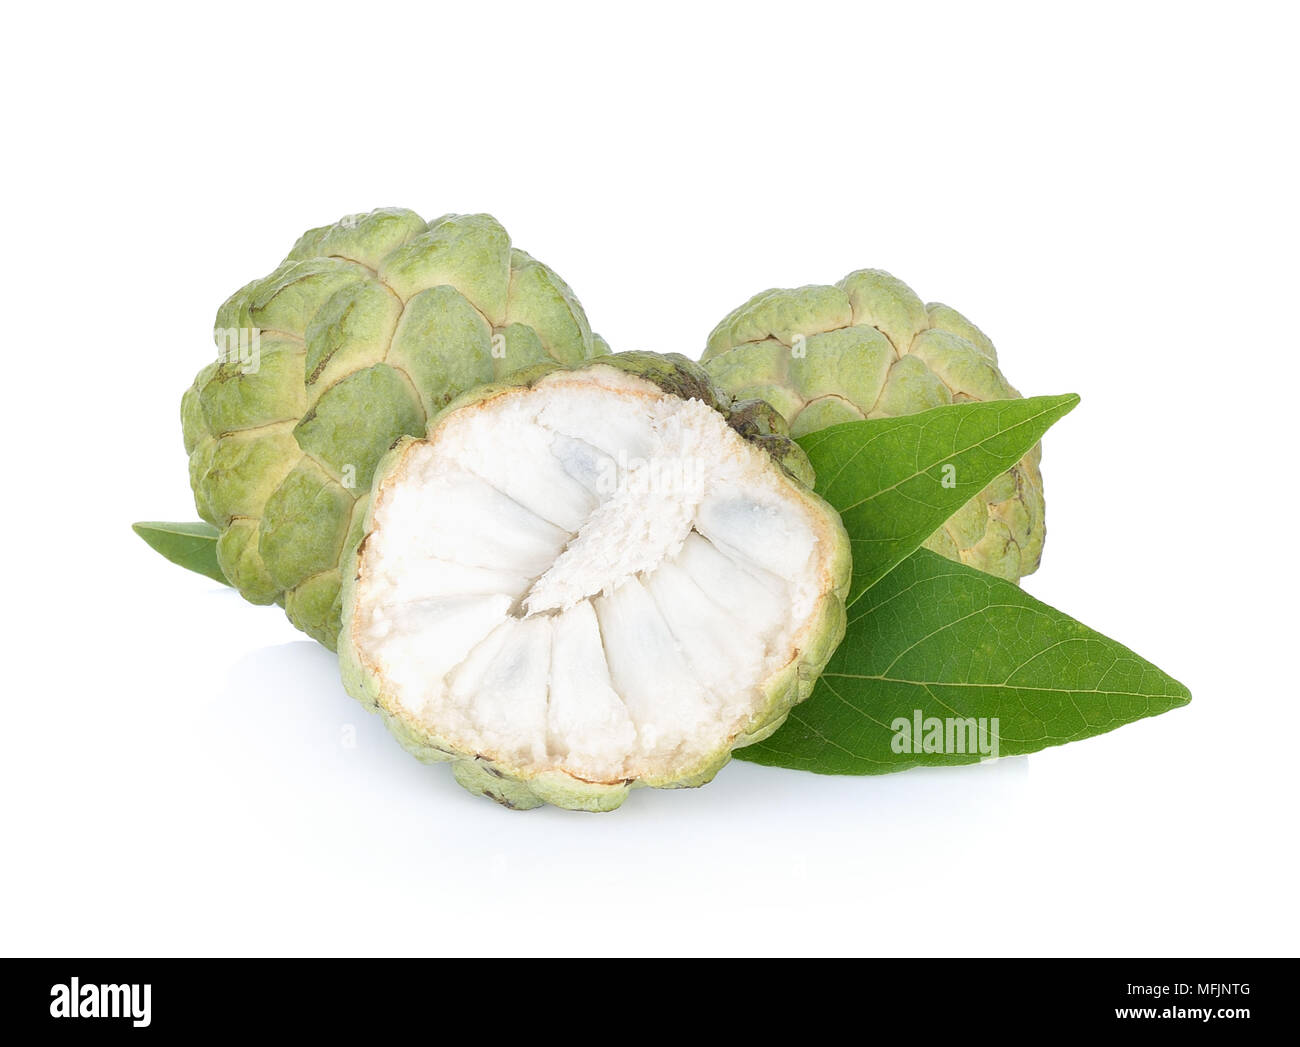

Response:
(339, 353), (851, 811)
(702, 270), (1044, 581)
(182, 208), (607, 646)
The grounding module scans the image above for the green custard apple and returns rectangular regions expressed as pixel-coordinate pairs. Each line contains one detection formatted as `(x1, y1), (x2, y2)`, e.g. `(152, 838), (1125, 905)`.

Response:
(702, 270), (1044, 581)
(339, 353), (851, 811)
(182, 208), (607, 646)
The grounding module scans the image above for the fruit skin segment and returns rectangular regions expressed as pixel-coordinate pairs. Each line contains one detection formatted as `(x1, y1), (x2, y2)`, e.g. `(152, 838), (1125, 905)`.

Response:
(338, 353), (852, 812)
(181, 208), (607, 648)
(702, 270), (1045, 582)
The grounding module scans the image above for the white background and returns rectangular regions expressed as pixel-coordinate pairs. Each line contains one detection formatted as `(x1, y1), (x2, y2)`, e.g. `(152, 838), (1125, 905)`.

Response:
(3, 1), (1296, 957)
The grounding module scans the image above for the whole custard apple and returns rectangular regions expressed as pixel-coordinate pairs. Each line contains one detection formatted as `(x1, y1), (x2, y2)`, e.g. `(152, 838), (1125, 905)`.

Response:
(702, 269), (1044, 582)
(181, 209), (608, 646)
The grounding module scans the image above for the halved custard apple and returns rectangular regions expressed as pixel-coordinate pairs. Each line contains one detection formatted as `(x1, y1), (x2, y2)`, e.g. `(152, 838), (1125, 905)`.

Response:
(339, 353), (850, 811)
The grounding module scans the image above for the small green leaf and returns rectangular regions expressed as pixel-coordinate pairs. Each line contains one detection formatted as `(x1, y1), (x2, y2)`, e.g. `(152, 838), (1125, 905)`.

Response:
(132, 521), (231, 586)
(800, 394), (1079, 605)
(737, 549), (1190, 774)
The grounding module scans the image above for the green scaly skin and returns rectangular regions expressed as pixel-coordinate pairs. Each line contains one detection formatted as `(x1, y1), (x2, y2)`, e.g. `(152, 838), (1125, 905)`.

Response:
(181, 208), (608, 647)
(702, 269), (1045, 582)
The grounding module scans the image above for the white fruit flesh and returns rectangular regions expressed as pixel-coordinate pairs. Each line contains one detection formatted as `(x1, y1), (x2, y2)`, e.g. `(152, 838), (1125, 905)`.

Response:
(351, 366), (842, 784)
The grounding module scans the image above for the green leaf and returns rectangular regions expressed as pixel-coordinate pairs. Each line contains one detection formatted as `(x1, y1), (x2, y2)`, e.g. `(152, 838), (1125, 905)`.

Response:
(800, 394), (1079, 605)
(132, 521), (231, 586)
(737, 549), (1190, 774)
